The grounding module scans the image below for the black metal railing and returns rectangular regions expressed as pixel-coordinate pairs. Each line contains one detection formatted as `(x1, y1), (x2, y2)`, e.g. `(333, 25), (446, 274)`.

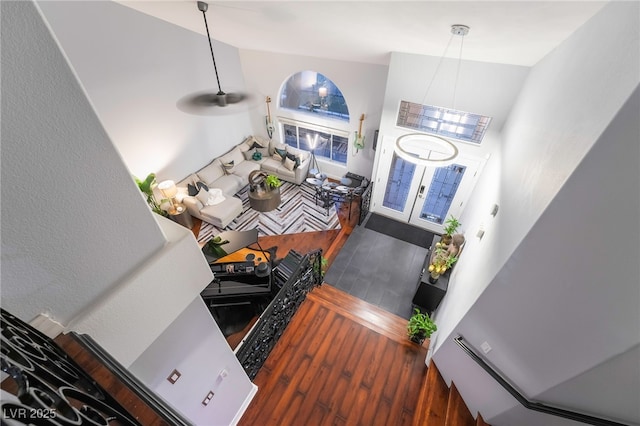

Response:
(235, 249), (322, 379)
(453, 335), (631, 426)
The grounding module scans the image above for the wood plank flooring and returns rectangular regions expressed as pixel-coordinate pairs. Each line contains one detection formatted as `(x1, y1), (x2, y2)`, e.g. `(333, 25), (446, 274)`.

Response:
(239, 284), (430, 426)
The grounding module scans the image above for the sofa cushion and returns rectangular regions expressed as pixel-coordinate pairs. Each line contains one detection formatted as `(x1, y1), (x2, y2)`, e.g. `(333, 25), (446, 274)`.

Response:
(197, 160), (224, 184)
(200, 196), (243, 228)
(283, 156), (296, 171)
(286, 146), (309, 161)
(212, 174), (244, 195)
(219, 146), (245, 168)
(232, 159), (261, 180)
(256, 147), (269, 158)
(260, 158), (281, 174)
(196, 187), (210, 205)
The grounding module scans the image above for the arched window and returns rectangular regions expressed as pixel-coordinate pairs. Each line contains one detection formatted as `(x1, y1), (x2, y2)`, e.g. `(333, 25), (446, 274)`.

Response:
(280, 71), (349, 121)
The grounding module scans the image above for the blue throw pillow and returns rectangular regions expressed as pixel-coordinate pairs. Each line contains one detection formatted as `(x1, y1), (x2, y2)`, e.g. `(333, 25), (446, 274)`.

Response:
(275, 147), (287, 161)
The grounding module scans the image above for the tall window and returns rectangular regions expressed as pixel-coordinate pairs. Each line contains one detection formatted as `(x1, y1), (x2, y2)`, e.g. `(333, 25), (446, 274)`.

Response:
(281, 119), (349, 165)
(280, 71), (349, 121)
(397, 100), (491, 144)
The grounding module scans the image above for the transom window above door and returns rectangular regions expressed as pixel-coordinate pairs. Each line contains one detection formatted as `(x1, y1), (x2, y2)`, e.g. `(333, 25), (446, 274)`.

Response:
(280, 71), (349, 122)
(397, 100), (492, 144)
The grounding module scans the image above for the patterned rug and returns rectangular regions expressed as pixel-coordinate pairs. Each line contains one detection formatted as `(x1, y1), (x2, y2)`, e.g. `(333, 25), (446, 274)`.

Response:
(197, 182), (341, 243)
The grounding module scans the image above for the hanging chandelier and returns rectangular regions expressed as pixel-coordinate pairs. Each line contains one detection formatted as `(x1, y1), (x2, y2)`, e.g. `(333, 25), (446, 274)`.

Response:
(394, 24), (470, 166)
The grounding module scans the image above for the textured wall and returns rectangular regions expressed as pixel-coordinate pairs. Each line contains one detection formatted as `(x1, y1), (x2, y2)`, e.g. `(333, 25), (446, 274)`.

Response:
(1, 1), (166, 325)
(432, 2), (640, 424)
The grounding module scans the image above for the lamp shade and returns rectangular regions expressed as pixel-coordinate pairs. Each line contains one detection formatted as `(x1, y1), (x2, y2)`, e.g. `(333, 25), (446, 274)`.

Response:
(158, 180), (177, 198)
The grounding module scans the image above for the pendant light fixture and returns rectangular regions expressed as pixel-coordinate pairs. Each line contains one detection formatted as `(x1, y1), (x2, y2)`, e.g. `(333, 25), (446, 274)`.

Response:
(394, 24), (470, 167)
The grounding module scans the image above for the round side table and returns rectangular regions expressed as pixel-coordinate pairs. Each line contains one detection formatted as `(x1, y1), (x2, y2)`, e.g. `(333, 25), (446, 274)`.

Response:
(169, 204), (193, 229)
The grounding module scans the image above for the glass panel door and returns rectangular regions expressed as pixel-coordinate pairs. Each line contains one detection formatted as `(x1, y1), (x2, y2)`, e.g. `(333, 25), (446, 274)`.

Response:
(412, 164), (467, 225)
(409, 158), (481, 232)
(371, 135), (483, 231)
(371, 136), (427, 222)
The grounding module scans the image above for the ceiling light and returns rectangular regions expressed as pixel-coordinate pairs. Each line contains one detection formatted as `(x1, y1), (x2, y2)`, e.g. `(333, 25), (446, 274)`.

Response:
(395, 24), (470, 166)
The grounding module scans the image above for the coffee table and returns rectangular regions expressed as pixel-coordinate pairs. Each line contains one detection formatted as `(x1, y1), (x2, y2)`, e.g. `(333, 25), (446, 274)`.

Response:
(248, 187), (281, 212)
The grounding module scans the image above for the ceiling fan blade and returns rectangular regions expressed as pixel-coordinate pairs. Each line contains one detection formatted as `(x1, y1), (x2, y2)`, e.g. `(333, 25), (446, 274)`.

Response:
(175, 1), (250, 111)
(177, 90), (254, 115)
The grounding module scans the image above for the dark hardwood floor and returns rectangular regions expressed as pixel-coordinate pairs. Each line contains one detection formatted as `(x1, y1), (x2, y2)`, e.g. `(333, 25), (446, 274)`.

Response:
(55, 194), (448, 425)
(239, 284), (430, 426)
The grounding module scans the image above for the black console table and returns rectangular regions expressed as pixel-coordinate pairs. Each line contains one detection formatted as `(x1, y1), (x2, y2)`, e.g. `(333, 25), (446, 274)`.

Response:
(412, 236), (449, 315)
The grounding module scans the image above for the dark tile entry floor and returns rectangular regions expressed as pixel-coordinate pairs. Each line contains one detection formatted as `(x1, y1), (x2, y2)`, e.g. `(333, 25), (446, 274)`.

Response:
(324, 217), (429, 319)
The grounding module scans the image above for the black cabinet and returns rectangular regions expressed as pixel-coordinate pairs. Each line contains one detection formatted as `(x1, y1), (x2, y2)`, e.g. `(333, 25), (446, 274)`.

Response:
(412, 237), (449, 314)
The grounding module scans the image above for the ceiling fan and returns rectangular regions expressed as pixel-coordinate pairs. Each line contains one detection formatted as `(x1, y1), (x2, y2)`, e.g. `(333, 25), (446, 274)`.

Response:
(180, 1), (248, 110)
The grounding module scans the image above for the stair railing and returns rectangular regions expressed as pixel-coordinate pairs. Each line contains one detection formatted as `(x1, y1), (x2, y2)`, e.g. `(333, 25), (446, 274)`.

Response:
(453, 335), (631, 426)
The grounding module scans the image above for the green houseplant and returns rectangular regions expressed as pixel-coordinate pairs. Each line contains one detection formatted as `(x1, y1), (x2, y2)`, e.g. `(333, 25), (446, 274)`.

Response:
(441, 215), (461, 245)
(135, 173), (168, 217)
(407, 308), (437, 345)
(265, 174), (282, 190)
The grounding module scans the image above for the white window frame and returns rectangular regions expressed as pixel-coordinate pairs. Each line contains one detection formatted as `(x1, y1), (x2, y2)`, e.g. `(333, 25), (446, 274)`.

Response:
(278, 117), (350, 166)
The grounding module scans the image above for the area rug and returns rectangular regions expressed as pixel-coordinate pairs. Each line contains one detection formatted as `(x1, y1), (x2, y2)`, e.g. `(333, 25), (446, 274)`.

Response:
(364, 213), (435, 249)
(197, 182), (341, 243)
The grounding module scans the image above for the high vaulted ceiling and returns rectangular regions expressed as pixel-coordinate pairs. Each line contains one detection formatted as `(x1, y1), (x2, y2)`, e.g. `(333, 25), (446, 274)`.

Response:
(117, 1), (608, 67)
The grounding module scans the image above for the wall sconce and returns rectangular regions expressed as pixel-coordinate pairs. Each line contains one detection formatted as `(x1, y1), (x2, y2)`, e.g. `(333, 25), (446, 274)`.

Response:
(318, 86), (328, 98)
(158, 180), (178, 214)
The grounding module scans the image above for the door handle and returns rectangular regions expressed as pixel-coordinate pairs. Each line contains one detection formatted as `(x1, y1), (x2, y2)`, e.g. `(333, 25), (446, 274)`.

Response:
(418, 185), (425, 198)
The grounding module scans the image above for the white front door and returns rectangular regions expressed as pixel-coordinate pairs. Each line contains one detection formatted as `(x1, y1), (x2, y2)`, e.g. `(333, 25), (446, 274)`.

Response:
(371, 136), (483, 234)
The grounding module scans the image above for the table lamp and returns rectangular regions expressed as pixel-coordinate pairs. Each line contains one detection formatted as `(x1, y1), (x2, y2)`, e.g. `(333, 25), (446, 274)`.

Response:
(158, 180), (179, 214)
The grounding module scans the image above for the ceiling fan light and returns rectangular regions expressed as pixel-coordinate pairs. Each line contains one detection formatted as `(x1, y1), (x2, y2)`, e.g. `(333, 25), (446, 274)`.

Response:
(217, 92), (227, 106)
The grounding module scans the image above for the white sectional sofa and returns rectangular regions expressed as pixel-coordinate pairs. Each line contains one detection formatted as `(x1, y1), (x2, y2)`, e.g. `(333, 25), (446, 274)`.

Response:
(176, 136), (311, 228)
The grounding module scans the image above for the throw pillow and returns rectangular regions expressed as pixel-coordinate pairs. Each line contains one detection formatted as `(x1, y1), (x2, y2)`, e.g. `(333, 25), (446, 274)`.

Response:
(196, 187), (209, 205)
(272, 152), (283, 161)
(243, 150), (254, 161)
(283, 156), (296, 171)
(257, 147), (269, 158)
(222, 160), (235, 174)
(189, 181), (209, 195)
(252, 150), (263, 161)
(275, 147), (287, 160)
(286, 153), (300, 169)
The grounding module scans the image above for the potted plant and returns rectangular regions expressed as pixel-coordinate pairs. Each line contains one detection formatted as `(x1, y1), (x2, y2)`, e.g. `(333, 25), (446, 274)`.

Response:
(135, 173), (168, 217)
(441, 215), (461, 245)
(265, 174), (282, 191)
(407, 308), (437, 345)
(427, 247), (458, 283)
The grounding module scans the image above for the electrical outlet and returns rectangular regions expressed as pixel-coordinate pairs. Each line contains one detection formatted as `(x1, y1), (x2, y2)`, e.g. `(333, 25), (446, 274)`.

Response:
(480, 341), (492, 354)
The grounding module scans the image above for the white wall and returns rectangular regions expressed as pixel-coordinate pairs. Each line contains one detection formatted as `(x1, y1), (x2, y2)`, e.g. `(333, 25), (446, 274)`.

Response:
(2, 3), (257, 422)
(1, 0), (166, 325)
(37, 0), (253, 183)
(239, 49), (389, 180)
(374, 51), (530, 176)
(432, 2), (640, 424)
(130, 296), (257, 426)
